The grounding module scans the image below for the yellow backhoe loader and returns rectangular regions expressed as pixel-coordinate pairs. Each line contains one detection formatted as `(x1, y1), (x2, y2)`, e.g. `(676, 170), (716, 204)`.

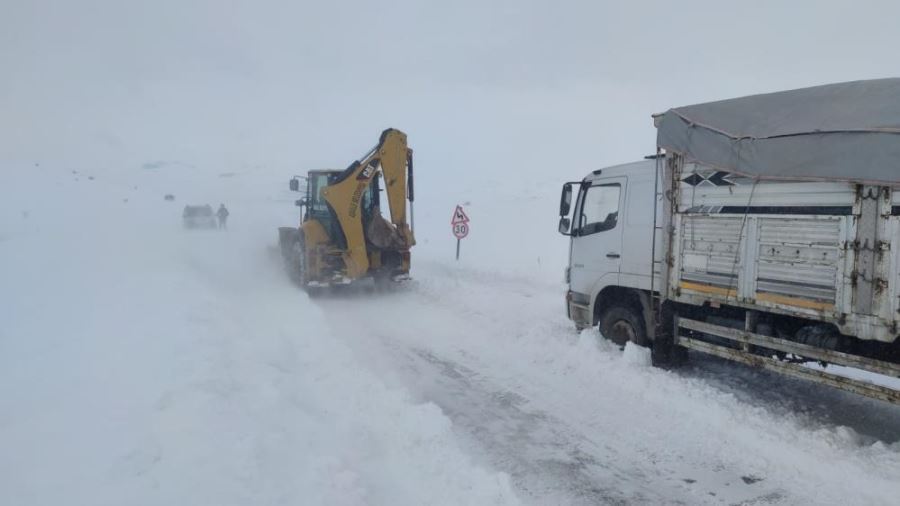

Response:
(278, 128), (415, 291)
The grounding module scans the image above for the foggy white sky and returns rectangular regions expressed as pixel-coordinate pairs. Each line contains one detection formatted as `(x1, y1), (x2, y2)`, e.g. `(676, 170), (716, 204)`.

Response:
(3, 0), (900, 179)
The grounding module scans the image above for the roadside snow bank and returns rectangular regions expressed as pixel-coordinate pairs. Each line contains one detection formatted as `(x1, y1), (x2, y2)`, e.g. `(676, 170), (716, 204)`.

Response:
(0, 166), (519, 506)
(535, 329), (900, 505)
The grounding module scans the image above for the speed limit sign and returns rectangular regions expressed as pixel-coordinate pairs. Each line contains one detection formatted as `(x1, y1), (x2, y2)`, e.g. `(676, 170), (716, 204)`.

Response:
(453, 222), (469, 239)
(451, 205), (470, 260)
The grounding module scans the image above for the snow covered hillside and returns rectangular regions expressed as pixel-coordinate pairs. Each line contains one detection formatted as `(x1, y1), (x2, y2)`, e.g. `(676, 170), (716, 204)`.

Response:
(2, 163), (900, 506)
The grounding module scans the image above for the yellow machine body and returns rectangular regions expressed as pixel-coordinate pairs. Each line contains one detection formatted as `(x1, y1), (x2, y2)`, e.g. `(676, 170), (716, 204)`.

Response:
(279, 128), (415, 288)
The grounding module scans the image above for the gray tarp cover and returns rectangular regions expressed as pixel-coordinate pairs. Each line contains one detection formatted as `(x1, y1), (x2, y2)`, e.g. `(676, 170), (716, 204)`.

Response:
(656, 78), (900, 184)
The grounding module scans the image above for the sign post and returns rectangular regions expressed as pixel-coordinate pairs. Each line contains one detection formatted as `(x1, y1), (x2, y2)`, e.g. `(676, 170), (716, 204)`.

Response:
(451, 205), (470, 260)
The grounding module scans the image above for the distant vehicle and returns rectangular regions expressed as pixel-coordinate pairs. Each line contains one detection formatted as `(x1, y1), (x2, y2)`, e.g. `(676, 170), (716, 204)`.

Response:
(182, 204), (217, 229)
(164, 194), (175, 201)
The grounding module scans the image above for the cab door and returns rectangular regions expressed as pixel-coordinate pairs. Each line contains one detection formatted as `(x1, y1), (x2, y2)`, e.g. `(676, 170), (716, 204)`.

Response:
(568, 177), (626, 299)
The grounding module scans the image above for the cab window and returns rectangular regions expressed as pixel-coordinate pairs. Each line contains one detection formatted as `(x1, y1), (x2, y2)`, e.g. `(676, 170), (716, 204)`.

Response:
(578, 183), (620, 235)
(309, 174), (331, 213)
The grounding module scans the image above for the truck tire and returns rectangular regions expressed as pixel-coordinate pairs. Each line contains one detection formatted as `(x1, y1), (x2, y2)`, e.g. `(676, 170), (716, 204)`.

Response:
(598, 305), (648, 347)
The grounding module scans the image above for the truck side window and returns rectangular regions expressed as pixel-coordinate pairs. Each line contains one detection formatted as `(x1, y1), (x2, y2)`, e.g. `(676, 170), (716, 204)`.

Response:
(578, 183), (620, 235)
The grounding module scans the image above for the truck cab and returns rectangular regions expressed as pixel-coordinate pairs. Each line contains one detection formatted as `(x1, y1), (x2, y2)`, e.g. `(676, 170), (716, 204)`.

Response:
(559, 159), (662, 337)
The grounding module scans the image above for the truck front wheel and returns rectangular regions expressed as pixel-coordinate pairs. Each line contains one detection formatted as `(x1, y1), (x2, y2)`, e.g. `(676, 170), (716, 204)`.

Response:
(598, 305), (648, 347)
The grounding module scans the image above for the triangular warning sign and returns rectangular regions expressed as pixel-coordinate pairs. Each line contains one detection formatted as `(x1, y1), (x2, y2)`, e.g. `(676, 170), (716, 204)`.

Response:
(451, 205), (470, 225)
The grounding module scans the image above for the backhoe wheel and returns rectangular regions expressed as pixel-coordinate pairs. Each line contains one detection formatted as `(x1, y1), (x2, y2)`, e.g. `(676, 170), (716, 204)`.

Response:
(289, 238), (324, 298)
(288, 238), (306, 285)
(598, 305), (648, 347)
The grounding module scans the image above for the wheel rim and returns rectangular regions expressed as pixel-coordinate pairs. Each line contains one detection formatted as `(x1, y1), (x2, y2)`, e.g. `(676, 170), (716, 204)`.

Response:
(609, 319), (636, 344)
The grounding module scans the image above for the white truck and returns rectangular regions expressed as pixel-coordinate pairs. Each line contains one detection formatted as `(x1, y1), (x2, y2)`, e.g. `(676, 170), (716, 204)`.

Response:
(559, 79), (900, 404)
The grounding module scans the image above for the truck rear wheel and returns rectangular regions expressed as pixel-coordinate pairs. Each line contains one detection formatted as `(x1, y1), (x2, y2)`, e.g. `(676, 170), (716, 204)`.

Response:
(598, 305), (648, 347)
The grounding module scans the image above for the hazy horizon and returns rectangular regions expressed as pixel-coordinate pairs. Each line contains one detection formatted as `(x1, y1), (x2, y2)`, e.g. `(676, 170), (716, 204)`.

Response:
(4, 0), (900, 179)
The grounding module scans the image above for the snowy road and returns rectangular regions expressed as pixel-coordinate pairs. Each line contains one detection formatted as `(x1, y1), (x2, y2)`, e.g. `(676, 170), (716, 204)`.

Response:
(3, 166), (900, 505)
(318, 264), (900, 505)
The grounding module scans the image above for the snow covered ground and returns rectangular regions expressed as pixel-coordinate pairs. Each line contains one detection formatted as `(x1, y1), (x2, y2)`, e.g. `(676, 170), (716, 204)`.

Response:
(3, 163), (900, 505)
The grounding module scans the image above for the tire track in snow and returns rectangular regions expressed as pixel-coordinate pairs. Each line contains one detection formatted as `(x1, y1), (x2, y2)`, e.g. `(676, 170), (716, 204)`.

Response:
(402, 347), (687, 505)
(317, 298), (793, 503)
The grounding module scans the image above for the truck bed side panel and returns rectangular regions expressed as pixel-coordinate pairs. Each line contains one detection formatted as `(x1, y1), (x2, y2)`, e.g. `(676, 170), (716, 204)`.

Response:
(668, 164), (897, 342)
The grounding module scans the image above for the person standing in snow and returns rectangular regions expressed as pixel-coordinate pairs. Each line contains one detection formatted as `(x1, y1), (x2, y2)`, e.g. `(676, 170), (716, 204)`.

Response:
(216, 204), (230, 229)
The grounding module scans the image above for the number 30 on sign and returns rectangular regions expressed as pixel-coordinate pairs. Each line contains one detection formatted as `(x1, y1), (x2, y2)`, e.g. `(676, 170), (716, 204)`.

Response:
(453, 222), (469, 239)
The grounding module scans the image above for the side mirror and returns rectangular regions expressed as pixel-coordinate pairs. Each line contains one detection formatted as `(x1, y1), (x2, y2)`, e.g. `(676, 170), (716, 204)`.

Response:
(559, 183), (573, 216)
(294, 198), (307, 207)
(558, 217), (571, 235)
(289, 178), (300, 192)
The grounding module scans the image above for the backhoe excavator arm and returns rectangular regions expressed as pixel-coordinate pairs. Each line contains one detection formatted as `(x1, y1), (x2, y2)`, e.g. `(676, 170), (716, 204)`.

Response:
(321, 128), (414, 279)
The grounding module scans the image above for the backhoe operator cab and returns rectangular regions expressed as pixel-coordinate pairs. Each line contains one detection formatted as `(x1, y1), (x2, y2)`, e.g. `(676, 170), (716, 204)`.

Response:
(558, 160), (661, 342)
(290, 170), (379, 249)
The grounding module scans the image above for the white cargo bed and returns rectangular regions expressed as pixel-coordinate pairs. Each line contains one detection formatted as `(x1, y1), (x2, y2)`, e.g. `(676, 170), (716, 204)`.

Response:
(666, 163), (899, 342)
